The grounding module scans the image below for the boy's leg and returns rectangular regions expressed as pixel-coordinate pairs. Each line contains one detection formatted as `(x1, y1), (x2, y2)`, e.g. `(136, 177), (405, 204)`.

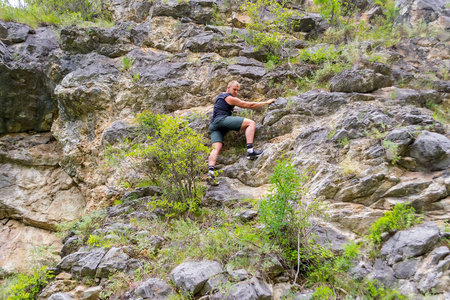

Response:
(208, 142), (223, 167)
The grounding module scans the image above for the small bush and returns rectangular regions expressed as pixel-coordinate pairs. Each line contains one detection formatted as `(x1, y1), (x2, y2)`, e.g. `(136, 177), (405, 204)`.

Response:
(314, 0), (341, 26)
(6, 266), (54, 300)
(242, 0), (301, 58)
(368, 202), (422, 244)
(0, 0), (111, 28)
(105, 112), (209, 216)
(382, 140), (401, 164)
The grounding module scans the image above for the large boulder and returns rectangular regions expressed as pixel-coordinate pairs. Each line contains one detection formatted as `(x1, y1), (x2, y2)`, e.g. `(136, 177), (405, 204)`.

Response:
(329, 69), (392, 93)
(135, 278), (174, 299)
(0, 219), (62, 272)
(0, 133), (85, 230)
(150, 0), (216, 24)
(408, 131), (450, 171)
(56, 248), (108, 277)
(59, 23), (137, 57)
(170, 260), (224, 295)
(381, 222), (441, 265)
(0, 26), (59, 134)
(396, 0), (450, 30)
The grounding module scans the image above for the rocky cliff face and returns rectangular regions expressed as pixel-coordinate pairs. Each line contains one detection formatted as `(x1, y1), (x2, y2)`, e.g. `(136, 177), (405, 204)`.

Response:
(1, 0), (450, 297)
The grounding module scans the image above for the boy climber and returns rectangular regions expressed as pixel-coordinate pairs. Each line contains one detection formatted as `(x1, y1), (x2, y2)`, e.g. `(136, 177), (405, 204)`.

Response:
(208, 80), (276, 184)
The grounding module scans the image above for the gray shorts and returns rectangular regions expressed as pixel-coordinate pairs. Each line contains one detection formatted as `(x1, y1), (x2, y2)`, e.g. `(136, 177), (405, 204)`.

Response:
(209, 116), (244, 144)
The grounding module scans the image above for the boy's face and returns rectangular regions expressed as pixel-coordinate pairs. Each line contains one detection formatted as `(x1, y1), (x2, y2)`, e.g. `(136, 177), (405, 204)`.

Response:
(227, 84), (240, 97)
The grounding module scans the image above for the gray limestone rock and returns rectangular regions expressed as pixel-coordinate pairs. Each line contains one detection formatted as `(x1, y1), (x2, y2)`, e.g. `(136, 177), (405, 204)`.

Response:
(262, 255), (284, 278)
(135, 278), (174, 299)
(59, 236), (82, 258)
(239, 46), (267, 62)
(384, 127), (415, 149)
(5, 22), (33, 43)
(122, 186), (162, 201)
(0, 21), (7, 40)
(95, 247), (132, 278)
(150, 0), (215, 24)
(102, 121), (134, 145)
(397, 280), (419, 297)
(60, 24), (136, 57)
(250, 277), (272, 300)
(433, 80), (450, 92)
(381, 222), (441, 265)
(185, 32), (220, 52)
(349, 260), (373, 281)
(310, 225), (349, 252)
(56, 247), (107, 277)
(170, 260), (224, 295)
(334, 173), (386, 203)
(395, 0), (449, 30)
(0, 26), (59, 134)
(367, 259), (396, 288)
(48, 293), (73, 300)
(82, 286), (102, 300)
(288, 14), (323, 33)
(199, 273), (229, 296)
(204, 178), (249, 206)
(211, 277), (272, 300)
(234, 210), (258, 222)
(230, 269), (250, 282)
(408, 131), (450, 171)
(393, 258), (420, 279)
(329, 69), (392, 93)
(227, 65), (266, 79)
(382, 179), (432, 197)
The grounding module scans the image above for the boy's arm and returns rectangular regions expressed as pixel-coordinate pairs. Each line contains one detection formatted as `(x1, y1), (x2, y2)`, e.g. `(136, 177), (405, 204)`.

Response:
(225, 96), (276, 109)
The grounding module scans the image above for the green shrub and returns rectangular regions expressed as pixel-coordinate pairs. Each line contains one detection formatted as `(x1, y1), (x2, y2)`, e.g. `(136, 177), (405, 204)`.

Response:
(0, 0), (111, 28)
(6, 266), (54, 300)
(259, 159), (302, 245)
(382, 140), (401, 164)
(25, 0), (108, 21)
(106, 112), (208, 216)
(57, 210), (107, 238)
(242, 0), (301, 58)
(368, 202), (422, 244)
(259, 159), (326, 279)
(314, 0), (341, 26)
(374, 0), (400, 24)
(312, 286), (335, 299)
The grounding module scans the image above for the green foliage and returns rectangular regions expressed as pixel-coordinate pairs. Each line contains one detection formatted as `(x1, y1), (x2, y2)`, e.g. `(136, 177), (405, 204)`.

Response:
(25, 0), (109, 21)
(86, 234), (111, 248)
(0, 0), (111, 28)
(259, 159), (301, 245)
(312, 286), (335, 299)
(106, 112), (208, 216)
(298, 45), (339, 64)
(259, 159), (326, 274)
(313, 0), (341, 26)
(242, 0), (300, 57)
(365, 280), (406, 299)
(429, 104), (450, 125)
(99, 271), (131, 298)
(56, 210), (107, 238)
(374, 0), (400, 24)
(6, 266), (54, 300)
(119, 56), (133, 71)
(337, 137), (349, 148)
(368, 202), (422, 244)
(382, 140), (401, 164)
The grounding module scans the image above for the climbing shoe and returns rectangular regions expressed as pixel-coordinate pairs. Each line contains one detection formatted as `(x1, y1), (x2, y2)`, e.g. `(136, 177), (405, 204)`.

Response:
(247, 149), (263, 160)
(207, 170), (219, 186)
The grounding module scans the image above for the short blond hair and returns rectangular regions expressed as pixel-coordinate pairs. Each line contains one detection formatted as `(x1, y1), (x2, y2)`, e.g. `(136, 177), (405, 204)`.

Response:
(228, 81), (240, 88)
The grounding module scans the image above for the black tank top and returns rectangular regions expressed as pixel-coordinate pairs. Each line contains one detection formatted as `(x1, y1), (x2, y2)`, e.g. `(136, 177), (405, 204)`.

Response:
(211, 93), (234, 123)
